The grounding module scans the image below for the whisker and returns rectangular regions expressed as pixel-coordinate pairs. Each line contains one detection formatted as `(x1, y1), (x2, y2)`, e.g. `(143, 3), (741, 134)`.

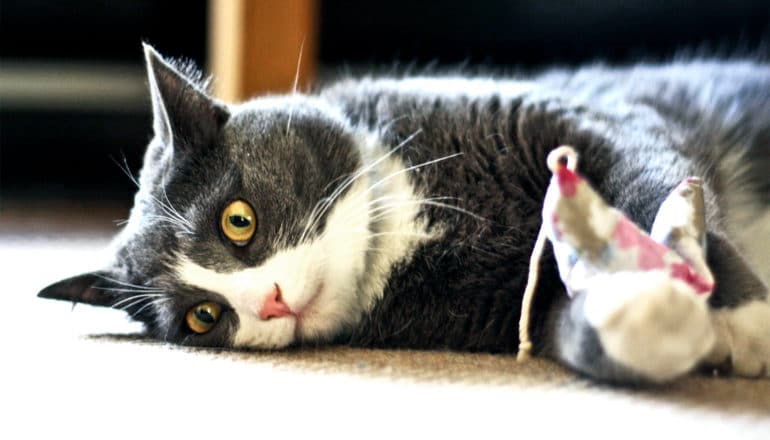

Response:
(286, 38), (305, 136)
(321, 170), (357, 194)
(411, 200), (487, 221)
(368, 231), (434, 240)
(366, 197), (459, 219)
(139, 178), (194, 236)
(133, 297), (172, 315)
(365, 194), (458, 208)
(150, 195), (188, 230)
(318, 196), (455, 233)
(116, 297), (155, 312)
(300, 129), (423, 243)
(111, 293), (166, 309)
(93, 274), (159, 291)
(378, 114), (410, 132)
(145, 214), (195, 234)
(111, 154), (140, 189)
(291, 38), (305, 96)
(326, 154), (466, 235)
(95, 287), (165, 294)
(353, 152), (464, 206)
(161, 184), (193, 229)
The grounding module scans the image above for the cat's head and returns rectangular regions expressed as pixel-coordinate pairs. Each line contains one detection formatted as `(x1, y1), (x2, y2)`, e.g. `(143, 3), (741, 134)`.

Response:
(38, 44), (385, 348)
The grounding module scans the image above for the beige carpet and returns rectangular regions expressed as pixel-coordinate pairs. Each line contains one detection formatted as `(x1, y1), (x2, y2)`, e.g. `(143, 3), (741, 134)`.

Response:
(3, 199), (769, 439)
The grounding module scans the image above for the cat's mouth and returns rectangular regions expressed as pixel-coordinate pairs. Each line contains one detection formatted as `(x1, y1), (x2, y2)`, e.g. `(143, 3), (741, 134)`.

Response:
(294, 281), (324, 325)
(290, 281), (325, 341)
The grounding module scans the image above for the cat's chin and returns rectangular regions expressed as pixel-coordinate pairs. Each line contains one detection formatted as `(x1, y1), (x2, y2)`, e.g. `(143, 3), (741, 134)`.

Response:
(231, 316), (297, 349)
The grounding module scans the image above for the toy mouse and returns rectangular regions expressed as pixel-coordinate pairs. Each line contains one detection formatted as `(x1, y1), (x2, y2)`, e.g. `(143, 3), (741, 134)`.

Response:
(518, 146), (714, 361)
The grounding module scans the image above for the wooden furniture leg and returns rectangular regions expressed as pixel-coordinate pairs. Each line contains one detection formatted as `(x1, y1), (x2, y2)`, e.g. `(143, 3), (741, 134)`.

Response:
(208, 0), (318, 102)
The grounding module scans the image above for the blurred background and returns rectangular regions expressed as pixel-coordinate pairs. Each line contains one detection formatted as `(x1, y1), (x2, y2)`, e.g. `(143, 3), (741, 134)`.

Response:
(1, 0), (769, 205)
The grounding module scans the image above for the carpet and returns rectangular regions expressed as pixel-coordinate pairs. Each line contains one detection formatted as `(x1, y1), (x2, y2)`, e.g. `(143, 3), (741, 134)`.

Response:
(2, 199), (768, 439)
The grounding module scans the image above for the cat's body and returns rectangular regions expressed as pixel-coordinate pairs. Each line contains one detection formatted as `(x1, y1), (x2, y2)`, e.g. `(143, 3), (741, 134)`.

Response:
(39, 45), (770, 384)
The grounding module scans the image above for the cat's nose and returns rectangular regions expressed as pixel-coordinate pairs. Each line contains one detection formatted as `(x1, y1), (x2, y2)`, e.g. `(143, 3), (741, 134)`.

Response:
(258, 283), (293, 320)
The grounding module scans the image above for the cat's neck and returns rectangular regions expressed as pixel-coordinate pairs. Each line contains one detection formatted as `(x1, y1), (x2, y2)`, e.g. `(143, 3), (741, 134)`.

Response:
(351, 131), (438, 313)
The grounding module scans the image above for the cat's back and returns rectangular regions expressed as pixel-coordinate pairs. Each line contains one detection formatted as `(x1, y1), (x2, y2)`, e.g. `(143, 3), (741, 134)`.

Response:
(323, 60), (770, 227)
(322, 60), (769, 128)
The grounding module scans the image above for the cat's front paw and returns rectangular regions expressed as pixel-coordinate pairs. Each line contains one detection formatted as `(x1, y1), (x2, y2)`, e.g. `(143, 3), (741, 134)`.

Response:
(703, 299), (770, 378)
(582, 271), (716, 382)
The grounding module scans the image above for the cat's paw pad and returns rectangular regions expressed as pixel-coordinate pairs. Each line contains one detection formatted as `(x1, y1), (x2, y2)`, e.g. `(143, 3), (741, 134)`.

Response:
(704, 299), (770, 378)
(582, 271), (715, 382)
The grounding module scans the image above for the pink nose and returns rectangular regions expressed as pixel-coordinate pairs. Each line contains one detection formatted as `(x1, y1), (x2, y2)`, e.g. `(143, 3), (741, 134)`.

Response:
(259, 283), (293, 320)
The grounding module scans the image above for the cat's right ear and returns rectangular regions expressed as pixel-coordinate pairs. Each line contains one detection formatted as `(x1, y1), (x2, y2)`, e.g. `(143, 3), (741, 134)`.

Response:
(37, 271), (120, 307)
(143, 43), (229, 154)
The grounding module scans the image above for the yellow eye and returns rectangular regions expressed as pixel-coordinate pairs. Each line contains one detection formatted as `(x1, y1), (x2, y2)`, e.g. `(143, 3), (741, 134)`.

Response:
(185, 302), (222, 334)
(220, 200), (256, 245)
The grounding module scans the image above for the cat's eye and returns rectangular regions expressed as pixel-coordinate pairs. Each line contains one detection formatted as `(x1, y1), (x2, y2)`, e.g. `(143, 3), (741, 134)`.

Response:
(220, 200), (256, 246)
(185, 302), (222, 334)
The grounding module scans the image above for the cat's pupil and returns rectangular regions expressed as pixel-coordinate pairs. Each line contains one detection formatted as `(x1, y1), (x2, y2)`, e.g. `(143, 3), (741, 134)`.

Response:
(194, 308), (215, 324)
(229, 215), (250, 228)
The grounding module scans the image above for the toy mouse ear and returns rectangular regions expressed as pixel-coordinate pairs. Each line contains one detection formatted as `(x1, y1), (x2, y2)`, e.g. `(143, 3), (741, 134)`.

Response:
(37, 271), (119, 307)
(650, 177), (713, 284)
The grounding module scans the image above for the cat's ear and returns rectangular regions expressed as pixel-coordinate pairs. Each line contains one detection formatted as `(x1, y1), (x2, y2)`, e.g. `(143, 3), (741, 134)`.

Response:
(37, 271), (120, 307)
(143, 43), (229, 154)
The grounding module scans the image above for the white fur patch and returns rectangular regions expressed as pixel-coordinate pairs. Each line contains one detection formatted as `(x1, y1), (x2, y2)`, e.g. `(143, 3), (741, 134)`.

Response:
(704, 299), (770, 377)
(176, 134), (435, 349)
(583, 271), (716, 382)
(353, 133), (437, 311)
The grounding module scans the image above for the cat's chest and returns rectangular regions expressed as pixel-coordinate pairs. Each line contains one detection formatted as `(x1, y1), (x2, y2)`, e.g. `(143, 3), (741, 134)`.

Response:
(348, 127), (555, 351)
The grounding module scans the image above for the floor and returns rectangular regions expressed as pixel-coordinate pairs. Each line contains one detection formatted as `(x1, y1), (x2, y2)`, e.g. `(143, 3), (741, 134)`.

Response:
(2, 198), (769, 438)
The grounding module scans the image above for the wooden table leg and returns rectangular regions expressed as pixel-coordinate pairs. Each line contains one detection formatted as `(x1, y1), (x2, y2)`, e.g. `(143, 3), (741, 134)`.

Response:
(208, 0), (317, 103)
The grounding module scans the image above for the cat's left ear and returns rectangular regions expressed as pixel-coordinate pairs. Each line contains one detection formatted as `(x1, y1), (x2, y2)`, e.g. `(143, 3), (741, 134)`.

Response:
(37, 271), (122, 307)
(143, 43), (229, 154)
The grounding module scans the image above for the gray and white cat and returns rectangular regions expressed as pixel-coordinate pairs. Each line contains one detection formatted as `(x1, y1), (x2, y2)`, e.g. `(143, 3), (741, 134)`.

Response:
(39, 44), (770, 384)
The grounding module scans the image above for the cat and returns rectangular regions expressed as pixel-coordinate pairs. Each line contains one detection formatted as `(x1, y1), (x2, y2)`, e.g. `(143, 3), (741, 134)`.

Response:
(38, 44), (770, 385)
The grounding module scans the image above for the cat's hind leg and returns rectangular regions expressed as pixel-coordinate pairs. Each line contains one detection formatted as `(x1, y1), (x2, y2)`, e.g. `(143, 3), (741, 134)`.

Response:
(706, 300), (770, 377)
(700, 234), (770, 378)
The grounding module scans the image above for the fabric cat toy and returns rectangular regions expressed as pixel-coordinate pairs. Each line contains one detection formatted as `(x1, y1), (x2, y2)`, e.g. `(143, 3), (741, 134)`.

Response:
(518, 146), (715, 360)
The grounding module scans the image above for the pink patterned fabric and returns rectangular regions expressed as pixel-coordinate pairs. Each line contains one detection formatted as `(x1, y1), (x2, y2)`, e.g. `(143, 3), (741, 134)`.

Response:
(543, 162), (714, 298)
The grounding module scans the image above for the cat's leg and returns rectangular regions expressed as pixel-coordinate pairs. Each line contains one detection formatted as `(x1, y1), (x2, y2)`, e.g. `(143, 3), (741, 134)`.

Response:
(700, 233), (770, 377)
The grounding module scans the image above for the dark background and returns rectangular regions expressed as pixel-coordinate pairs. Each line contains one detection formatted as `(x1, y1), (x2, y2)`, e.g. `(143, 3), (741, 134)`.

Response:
(1, 0), (768, 201)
